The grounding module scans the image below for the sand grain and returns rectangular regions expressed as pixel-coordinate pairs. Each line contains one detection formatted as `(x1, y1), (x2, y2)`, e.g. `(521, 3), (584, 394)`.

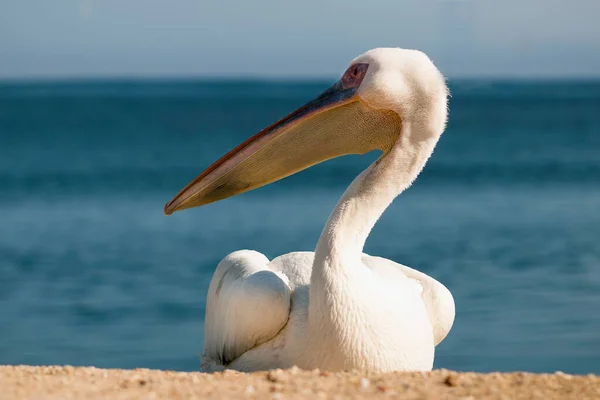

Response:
(1, 366), (598, 399)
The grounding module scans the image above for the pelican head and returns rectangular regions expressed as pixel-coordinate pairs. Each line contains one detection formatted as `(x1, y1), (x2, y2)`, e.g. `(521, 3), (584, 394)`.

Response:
(165, 48), (448, 214)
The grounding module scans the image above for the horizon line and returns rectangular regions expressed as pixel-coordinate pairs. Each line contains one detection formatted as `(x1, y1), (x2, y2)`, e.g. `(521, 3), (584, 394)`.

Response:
(2, 74), (600, 85)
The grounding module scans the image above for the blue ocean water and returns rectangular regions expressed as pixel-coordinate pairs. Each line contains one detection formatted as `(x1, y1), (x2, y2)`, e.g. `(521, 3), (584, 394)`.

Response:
(1, 80), (599, 374)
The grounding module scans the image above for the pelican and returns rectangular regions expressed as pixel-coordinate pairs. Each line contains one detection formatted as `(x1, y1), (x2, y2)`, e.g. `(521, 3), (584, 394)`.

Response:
(164, 48), (455, 372)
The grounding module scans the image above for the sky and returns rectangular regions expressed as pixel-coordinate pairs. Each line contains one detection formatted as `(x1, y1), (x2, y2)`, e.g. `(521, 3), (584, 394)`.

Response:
(1, 0), (599, 80)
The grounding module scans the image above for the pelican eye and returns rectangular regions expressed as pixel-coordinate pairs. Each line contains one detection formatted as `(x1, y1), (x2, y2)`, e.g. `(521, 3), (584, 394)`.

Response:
(341, 63), (368, 89)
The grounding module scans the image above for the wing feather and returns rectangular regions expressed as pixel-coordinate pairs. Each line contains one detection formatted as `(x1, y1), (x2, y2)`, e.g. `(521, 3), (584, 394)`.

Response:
(363, 254), (455, 346)
(203, 250), (291, 364)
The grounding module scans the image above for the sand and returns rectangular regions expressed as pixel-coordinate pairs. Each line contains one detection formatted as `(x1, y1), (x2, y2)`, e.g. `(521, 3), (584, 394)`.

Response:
(1, 366), (598, 400)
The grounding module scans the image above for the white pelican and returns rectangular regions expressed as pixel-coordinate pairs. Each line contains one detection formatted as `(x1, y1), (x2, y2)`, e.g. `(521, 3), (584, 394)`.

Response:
(164, 48), (455, 372)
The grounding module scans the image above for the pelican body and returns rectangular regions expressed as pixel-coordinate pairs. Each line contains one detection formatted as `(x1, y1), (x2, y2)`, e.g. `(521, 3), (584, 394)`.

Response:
(165, 48), (455, 372)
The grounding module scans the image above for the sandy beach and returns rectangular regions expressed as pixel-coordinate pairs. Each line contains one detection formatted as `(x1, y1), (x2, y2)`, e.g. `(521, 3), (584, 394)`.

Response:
(1, 366), (598, 400)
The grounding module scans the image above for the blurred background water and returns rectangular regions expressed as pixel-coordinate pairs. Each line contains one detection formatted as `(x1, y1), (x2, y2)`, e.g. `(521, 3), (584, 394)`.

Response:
(1, 80), (599, 373)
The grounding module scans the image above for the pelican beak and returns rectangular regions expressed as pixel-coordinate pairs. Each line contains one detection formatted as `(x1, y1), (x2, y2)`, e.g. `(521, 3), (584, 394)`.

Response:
(164, 80), (402, 215)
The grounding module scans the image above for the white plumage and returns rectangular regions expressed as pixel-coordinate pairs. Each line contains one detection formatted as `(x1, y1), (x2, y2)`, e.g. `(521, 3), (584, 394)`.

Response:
(203, 251), (454, 372)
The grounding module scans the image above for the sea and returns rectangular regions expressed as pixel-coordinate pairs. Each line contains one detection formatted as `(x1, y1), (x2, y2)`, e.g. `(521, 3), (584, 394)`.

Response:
(0, 80), (599, 374)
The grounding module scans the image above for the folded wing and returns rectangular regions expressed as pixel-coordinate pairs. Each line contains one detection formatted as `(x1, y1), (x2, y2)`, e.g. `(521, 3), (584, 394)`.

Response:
(203, 250), (292, 365)
(363, 254), (455, 346)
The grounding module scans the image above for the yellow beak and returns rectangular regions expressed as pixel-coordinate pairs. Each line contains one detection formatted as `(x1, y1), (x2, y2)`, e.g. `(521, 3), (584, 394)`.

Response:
(164, 81), (402, 215)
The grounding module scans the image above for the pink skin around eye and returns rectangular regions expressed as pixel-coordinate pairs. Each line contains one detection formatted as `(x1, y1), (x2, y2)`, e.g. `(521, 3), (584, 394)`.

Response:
(341, 63), (369, 89)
